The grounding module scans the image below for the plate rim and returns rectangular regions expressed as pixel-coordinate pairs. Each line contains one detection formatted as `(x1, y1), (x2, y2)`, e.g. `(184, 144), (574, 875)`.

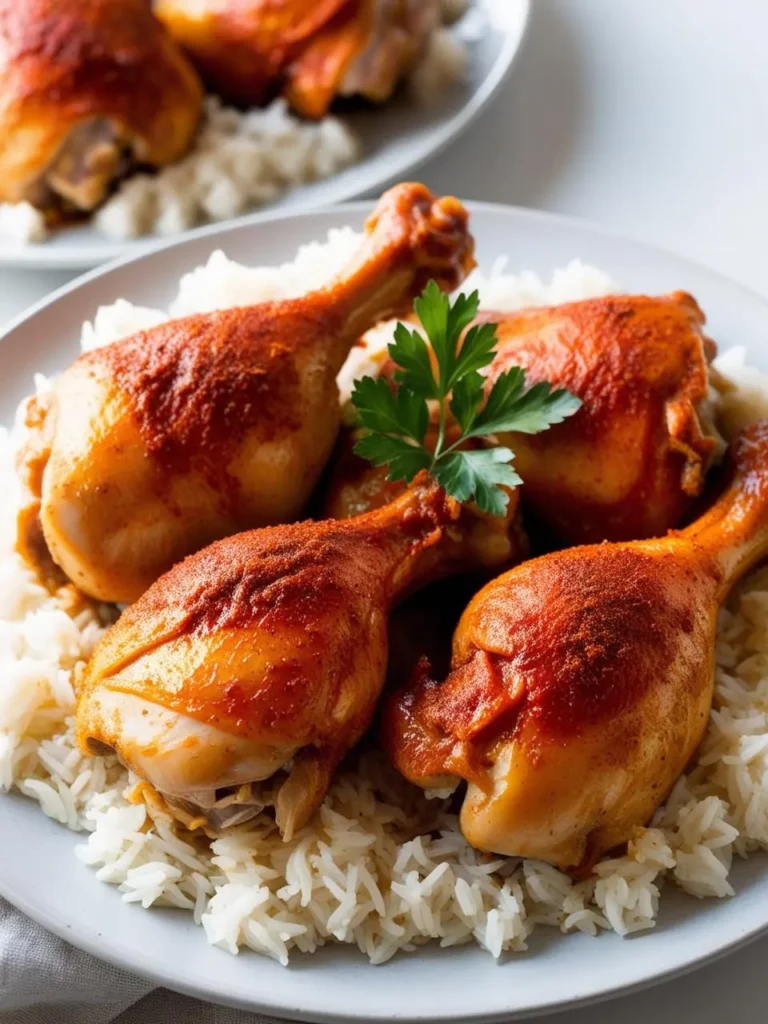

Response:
(3, 198), (767, 340)
(2, 813), (766, 1024)
(2, 201), (768, 1023)
(0, 0), (530, 272)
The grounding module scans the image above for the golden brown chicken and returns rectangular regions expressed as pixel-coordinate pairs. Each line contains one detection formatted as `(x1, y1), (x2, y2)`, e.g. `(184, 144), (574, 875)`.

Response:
(285, 0), (439, 118)
(155, 0), (439, 117)
(482, 293), (722, 543)
(327, 292), (721, 544)
(0, 0), (203, 215)
(76, 476), (525, 839)
(383, 420), (768, 872)
(17, 183), (474, 604)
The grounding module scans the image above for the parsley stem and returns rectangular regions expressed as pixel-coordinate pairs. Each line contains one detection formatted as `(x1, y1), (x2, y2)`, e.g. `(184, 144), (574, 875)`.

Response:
(435, 435), (465, 460)
(433, 393), (448, 465)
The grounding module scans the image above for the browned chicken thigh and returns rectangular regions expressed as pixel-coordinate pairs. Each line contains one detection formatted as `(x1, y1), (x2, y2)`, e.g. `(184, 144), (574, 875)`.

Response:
(17, 183), (474, 603)
(326, 292), (720, 544)
(0, 0), (203, 215)
(384, 421), (768, 872)
(76, 476), (525, 839)
(483, 293), (721, 543)
(155, 0), (438, 117)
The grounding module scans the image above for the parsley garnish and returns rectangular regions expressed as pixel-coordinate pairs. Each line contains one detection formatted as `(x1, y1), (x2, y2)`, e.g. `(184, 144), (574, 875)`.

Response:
(351, 280), (582, 516)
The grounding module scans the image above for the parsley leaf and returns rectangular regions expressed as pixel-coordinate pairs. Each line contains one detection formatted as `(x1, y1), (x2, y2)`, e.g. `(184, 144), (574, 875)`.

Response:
(350, 282), (582, 516)
(432, 449), (522, 517)
(388, 322), (436, 399)
(353, 375), (428, 444)
(413, 280), (452, 385)
(469, 371), (582, 437)
(449, 372), (485, 435)
(353, 434), (431, 482)
(448, 321), (498, 389)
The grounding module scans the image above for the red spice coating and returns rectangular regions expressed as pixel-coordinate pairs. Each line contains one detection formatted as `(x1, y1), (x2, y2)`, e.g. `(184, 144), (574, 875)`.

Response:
(471, 548), (696, 736)
(383, 543), (719, 788)
(79, 483), (460, 743)
(90, 303), (340, 511)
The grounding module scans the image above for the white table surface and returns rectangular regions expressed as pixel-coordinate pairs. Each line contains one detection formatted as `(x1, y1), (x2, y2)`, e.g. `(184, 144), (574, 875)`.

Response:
(2, 0), (767, 1021)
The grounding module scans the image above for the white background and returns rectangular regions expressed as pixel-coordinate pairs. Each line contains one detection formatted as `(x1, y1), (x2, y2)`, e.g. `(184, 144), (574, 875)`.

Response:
(1, 0), (767, 1020)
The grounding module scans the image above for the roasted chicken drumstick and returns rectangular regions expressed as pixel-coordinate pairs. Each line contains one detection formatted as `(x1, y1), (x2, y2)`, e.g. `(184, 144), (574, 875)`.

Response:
(76, 477), (525, 839)
(0, 0), (203, 215)
(384, 420), (768, 872)
(17, 183), (473, 603)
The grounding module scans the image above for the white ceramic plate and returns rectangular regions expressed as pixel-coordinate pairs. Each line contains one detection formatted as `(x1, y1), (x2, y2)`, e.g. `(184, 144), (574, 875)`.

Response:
(1, 203), (768, 1023)
(0, 0), (528, 273)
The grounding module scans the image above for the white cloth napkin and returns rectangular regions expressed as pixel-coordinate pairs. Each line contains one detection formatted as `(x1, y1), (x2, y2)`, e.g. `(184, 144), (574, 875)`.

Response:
(0, 898), (278, 1024)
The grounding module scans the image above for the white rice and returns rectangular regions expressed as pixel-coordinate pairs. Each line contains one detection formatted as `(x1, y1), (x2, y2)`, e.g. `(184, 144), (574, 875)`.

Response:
(408, 27), (468, 104)
(94, 98), (361, 242)
(0, 201), (49, 245)
(2, 235), (768, 964)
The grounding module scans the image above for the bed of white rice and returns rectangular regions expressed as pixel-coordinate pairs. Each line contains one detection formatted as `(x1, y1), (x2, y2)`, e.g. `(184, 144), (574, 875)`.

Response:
(1, 232), (768, 966)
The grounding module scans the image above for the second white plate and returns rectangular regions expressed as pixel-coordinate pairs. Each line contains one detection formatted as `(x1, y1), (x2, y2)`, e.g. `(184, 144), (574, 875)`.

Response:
(0, 0), (529, 272)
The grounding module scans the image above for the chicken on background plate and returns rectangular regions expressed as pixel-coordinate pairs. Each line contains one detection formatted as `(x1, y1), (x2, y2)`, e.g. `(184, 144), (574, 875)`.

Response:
(155, 0), (441, 118)
(0, 0), (202, 217)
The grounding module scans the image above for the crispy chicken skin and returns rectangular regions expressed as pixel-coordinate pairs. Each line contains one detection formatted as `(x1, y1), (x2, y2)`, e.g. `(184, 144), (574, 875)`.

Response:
(17, 183), (474, 604)
(482, 292), (720, 543)
(0, 0), (203, 213)
(155, 0), (438, 117)
(383, 421), (768, 872)
(76, 477), (523, 839)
